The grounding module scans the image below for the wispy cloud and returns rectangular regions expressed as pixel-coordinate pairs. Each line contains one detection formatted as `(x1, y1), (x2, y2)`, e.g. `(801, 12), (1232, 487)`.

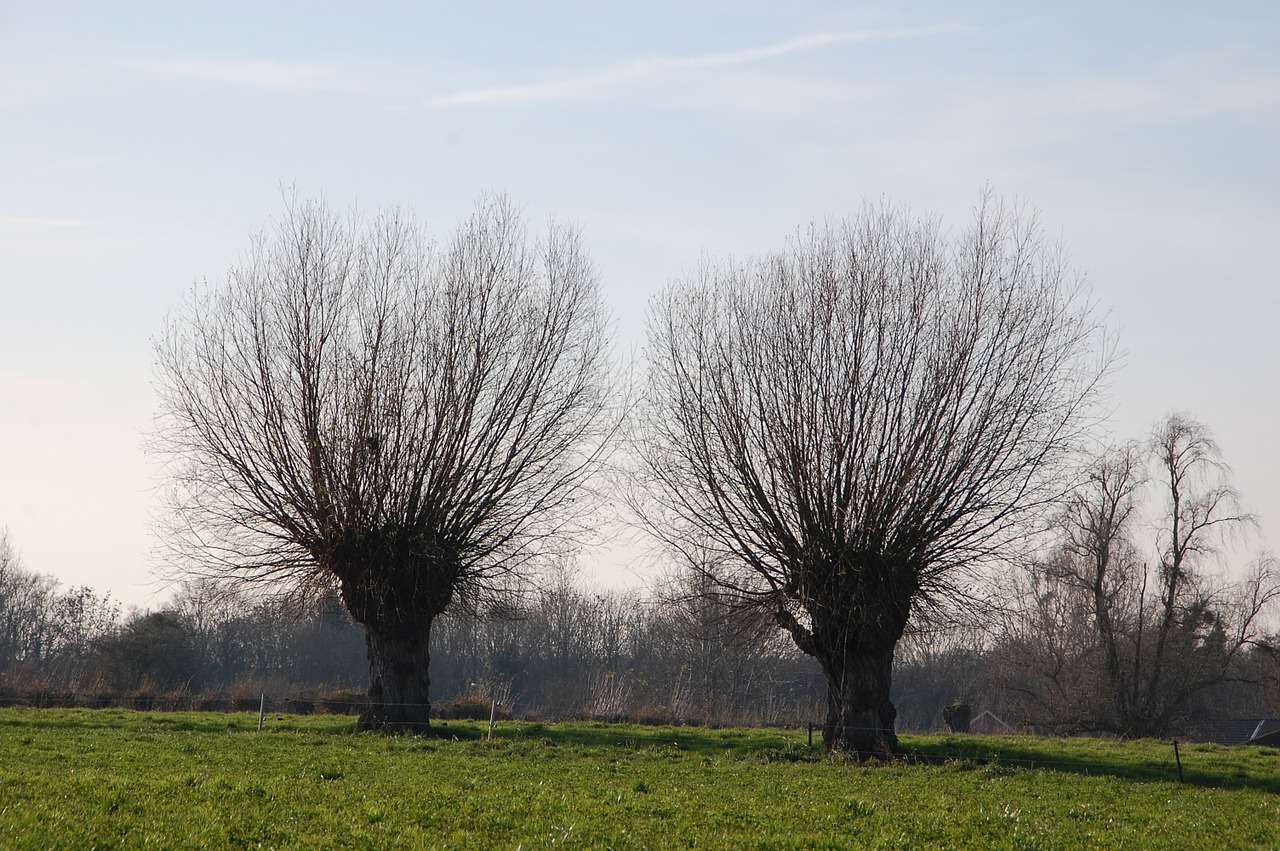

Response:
(432, 25), (969, 107)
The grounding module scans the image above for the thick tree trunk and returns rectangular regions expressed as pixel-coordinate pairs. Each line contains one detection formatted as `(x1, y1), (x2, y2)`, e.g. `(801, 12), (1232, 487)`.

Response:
(820, 642), (899, 759)
(358, 616), (435, 731)
(774, 554), (911, 759)
(333, 549), (455, 733)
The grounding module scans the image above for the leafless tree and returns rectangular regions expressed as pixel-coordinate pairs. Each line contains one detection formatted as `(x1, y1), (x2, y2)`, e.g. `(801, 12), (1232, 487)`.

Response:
(635, 194), (1111, 756)
(1043, 441), (1148, 729)
(1004, 415), (1279, 736)
(153, 193), (615, 729)
(0, 527), (16, 575)
(0, 528), (120, 690)
(1, 528), (40, 672)
(650, 565), (803, 725)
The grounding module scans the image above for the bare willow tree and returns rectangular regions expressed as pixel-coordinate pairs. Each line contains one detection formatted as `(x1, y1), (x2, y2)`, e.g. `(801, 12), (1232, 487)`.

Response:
(153, 194), (615, 729)
(636, 195), (1112, 756)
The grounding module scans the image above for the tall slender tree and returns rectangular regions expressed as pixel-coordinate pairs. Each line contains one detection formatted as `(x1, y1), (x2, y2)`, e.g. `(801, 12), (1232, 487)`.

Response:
(154, 194), (615, 729)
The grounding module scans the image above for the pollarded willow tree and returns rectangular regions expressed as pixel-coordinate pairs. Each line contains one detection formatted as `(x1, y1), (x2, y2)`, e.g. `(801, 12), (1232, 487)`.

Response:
(636, 195), (1112, 757)
(154, 194), (615, 729)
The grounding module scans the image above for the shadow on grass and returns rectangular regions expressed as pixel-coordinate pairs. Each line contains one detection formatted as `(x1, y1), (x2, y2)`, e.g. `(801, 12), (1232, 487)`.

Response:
(512, 724), (740, 754)
(5, 707), (1275, 793)
(902, 734), (1280, 795)
(0, 708), (796, 752)
(389, 718), (804, 757)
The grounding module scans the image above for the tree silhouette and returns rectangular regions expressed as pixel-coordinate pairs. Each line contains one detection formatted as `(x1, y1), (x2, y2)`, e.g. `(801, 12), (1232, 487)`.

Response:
(636, 194), (1111, 756)
(154, 194), (615, 728)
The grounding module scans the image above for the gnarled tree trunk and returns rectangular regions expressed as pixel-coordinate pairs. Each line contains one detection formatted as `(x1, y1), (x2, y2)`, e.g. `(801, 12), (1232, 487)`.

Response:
(819, 641), (899, 758)
(362, 617), (435, 730)
(336, 550), (456, 732)
(782, 554), (913, 759)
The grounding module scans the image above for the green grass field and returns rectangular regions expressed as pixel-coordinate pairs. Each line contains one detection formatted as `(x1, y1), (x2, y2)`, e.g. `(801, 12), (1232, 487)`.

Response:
(1, 708), (1278, 848)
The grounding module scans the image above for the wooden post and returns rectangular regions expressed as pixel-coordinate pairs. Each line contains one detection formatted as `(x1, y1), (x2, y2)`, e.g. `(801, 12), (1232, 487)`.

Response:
(1172, 740), (1184, 782)
(807, 722), (813, 753)
(258, 694), (266, 732)
(487, 699), (497, 741)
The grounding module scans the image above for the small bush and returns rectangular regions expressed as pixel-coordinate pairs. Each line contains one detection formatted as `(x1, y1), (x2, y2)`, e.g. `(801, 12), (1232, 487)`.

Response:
(436, 693), (510, 721)
(317, 688), (365, 715)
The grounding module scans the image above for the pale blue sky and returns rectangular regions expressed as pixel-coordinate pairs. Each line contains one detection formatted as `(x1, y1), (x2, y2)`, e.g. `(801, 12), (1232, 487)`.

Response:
(1, 1), (1276, 605)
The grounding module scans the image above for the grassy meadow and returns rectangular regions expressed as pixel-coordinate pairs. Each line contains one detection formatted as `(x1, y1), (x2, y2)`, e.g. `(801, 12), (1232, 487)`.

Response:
(1, 707), (1278, 848)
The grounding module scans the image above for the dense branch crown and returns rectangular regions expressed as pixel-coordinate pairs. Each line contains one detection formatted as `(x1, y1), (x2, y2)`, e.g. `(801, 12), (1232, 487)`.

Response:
(154, 195), (614, 619)
(638, 195), (1111, 634)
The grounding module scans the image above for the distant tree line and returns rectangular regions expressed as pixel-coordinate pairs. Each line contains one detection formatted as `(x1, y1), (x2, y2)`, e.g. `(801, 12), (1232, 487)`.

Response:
(2, 533), (828, 724)
(0, 529), (120, 695)
(3, 519), (1275, 737)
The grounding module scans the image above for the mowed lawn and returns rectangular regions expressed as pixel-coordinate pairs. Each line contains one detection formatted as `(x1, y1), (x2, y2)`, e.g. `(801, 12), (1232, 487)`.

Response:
(1, 708), (1278, 848)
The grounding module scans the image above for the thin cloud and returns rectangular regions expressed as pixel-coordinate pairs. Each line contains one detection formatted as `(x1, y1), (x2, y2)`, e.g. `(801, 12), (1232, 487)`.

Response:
(432, 24), (969, 107)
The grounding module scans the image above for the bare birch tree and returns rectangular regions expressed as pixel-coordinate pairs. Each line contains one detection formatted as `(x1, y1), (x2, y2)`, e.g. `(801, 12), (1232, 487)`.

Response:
(1008, 415), (1279, 736)
(636, 194), (1111, 756)
(153, 193), (615, 729)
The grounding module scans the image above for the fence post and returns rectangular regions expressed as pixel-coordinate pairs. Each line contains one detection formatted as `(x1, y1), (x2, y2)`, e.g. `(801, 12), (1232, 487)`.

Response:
(258, 694), (266, 732)
(1172, 740), (1184, 782)
(807, 722), (813, 753)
